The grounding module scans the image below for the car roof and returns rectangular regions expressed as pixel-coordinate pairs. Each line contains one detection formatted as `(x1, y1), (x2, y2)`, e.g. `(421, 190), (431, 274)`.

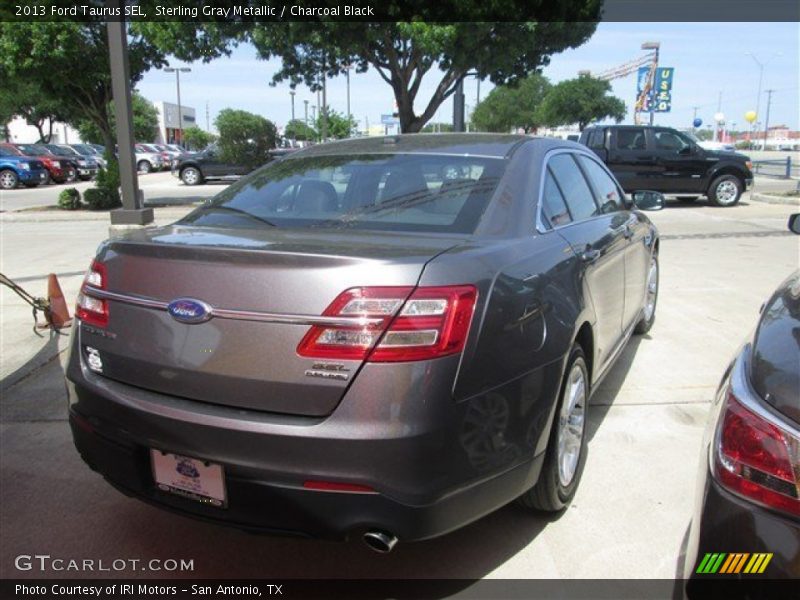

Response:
(288, 133), (549, 159)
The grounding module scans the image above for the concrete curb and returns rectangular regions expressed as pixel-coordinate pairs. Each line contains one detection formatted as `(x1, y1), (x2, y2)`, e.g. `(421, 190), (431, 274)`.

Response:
(750, 192), (800, 206)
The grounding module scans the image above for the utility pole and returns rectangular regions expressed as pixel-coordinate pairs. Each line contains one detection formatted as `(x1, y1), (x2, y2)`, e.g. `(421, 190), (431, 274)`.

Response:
(304, 100), (309, 126)
(205, 101), (210, 131)
(164, 66), (191, 145)
(345, 64), (351, 124)
(289, 90), (296, 121)
(762, 89), (774, 150)
(746, 52), (781, 150)
(476, 78), (481, 105)
(453, 77), (465, 132)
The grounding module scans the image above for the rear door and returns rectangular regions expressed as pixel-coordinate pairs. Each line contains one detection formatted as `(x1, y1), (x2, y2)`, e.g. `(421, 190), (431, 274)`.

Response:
(544, 152), (627, 370)
(607, 127), (659, 193)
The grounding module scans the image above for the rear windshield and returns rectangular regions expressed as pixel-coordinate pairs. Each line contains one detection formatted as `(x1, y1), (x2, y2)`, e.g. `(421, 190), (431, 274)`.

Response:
(180, 153), (507, 234)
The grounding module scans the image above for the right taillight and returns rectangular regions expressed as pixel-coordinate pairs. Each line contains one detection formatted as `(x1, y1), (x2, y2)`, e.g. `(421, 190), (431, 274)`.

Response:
(713, 390), (800, 517)
(75, 259), (108, 327)
(297, 285), (477, 363)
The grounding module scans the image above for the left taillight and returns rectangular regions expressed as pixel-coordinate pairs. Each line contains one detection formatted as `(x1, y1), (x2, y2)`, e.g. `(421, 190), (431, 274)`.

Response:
(75, 260), (108, 327)
(297, 285), (478, 363)
(713, 390), (800, 517)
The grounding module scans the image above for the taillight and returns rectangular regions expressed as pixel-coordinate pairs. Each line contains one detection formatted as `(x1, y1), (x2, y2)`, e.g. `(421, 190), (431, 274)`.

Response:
(297, 285), (477, 363)
(75, 260), (108, 327)
(713, 390), (800, 517)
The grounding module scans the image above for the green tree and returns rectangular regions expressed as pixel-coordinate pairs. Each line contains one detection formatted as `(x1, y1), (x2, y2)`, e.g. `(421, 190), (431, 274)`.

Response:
(0, 78), (67, 142)
(182, 126), (216, 150)
(136, 5), (601, 134)
(284, 119), (317, 141)
(214, 109), (277, 169)
(539, 74), (626, 131)
(76, 92), (160, 144)
(472, 73), (551, 133)
(0, 14), (167, 154)
(315, 110), (357, 140)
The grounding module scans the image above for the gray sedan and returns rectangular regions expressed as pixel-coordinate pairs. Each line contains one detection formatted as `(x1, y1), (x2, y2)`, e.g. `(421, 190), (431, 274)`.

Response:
(66, 134), (661, 551)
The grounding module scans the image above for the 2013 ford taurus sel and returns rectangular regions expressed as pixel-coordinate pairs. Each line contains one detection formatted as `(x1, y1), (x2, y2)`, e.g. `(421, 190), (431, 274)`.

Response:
(66, 134), (662, 552)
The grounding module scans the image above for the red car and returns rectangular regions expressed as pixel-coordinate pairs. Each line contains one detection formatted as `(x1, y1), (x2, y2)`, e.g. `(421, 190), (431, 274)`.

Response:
(1, 143), (76, 184)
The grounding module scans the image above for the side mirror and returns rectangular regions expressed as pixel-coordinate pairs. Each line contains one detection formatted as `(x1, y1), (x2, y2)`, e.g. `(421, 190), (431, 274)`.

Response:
(632, 190), (665, 211)
(788, 213), (800, 234)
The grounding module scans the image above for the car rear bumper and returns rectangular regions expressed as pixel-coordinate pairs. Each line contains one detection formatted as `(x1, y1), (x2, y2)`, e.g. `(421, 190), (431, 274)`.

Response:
(65, 330), (559, 541)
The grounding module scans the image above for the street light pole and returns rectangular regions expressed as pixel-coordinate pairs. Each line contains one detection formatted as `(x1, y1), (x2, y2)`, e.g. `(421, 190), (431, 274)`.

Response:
(304, 100), (309, 126)
(163, 66), (191, 146)
(746, 52), (781, 149)
(290, 90), (296, 121)
(763, 89), (774, 150)
(345, 64), (351, 123)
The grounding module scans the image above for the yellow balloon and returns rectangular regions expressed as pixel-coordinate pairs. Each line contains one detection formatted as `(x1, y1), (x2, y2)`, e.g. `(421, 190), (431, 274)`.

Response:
(745, 111), (757, 123)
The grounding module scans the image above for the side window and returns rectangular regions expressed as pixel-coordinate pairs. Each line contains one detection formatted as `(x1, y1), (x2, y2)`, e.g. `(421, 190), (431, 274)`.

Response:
(541, 169), (572, 228)
(577, 156), (624, 214)
(615, 128), (646, 151)
(654, 129), (690, 152)
(588, 129), (605, 149)
(548, 154), (599, 222)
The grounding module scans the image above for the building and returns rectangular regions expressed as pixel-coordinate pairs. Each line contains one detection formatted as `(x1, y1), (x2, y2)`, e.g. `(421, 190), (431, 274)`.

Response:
(4, 116), (82, 144)
(154, 101), (197, 145)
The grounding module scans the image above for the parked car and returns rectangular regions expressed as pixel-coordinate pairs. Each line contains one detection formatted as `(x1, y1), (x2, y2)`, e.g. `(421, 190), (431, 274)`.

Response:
(0, 146), (48, 189)
(132, 144), (165, 173)
(67, 134), (664, 550)
(684, 214), (800, 592)
(64, 144), (107, 169)
(580, 125), (754, 206)
(171, 143), (252, 185)
(698, 140), (737, 153)
(150, 143), (183, 165)
(6, 143), (76, 184)
(43, 143), (99, 180)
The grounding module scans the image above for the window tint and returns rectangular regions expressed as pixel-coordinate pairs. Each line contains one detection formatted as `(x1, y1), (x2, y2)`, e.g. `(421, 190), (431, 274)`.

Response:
(588, 129), (605, 149)
(577, 156), (624, 214)
(615, 128), (646, 150)
(547, 154), (598, 222)
(654, 129), (690, 151)
(541, 169), (572, 228)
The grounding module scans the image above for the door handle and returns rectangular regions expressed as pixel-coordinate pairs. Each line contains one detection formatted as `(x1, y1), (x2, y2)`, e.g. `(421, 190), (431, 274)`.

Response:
(581, 248), (601, 264)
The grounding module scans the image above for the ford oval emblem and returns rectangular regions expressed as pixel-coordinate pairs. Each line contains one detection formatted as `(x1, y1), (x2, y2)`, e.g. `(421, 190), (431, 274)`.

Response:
(167, 298), (212, 324)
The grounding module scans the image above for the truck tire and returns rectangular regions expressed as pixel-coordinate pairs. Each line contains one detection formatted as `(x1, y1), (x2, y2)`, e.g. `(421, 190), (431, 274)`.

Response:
(708, 174), (742, 207)
(0, 169), (19, 189)
(180, 166), (203, 186)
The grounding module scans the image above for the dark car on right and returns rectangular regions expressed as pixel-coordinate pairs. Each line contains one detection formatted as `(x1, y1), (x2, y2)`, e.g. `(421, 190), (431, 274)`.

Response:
(171, 143), (252, 185)
(684, 214), (800, 595)
(580, 125), (754, 207)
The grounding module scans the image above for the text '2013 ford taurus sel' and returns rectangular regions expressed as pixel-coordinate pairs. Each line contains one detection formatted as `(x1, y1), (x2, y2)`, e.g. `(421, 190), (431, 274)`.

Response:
(66, 134), (661, 551)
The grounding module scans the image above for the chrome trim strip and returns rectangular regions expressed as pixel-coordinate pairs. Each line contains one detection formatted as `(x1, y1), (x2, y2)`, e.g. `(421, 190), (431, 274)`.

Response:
(85, 286), (385, 328)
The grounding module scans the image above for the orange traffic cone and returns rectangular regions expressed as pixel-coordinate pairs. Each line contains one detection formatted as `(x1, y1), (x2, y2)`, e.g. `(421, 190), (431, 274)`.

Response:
(46, 273), (72, 329)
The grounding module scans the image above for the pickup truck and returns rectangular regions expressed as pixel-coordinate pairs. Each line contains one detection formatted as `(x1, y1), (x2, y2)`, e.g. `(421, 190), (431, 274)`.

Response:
(579, 125), (754, 207)
(0, 146), (49, 189)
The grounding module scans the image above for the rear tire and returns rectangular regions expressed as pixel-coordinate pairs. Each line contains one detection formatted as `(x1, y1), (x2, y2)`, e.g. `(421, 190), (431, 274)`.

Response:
(634, 254), (659, 335)
(517, 345), (589, 512)
(708, 174), (742, 207)
(0, 169), (19, 189)
(181, 166), (203, 186)
(137, 160), (152, 174)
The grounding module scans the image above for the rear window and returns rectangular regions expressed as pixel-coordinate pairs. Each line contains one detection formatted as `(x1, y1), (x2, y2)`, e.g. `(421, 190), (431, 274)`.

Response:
(615, 128), (646, 150)
(181, 153), (507, 234)
(547, 154), (599, 222)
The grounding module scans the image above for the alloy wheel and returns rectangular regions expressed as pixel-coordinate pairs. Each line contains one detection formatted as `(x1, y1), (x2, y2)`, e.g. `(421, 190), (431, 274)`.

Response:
(557, 362), (587, 488)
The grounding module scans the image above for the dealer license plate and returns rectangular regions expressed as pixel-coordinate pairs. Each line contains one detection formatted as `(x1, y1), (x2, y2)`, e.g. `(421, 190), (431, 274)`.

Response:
(151, 450), (227, 508)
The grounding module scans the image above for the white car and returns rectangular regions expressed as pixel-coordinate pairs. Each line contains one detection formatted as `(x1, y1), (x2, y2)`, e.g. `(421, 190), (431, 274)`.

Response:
(133, 145), (164, 173)
(698, 141), (736, 153)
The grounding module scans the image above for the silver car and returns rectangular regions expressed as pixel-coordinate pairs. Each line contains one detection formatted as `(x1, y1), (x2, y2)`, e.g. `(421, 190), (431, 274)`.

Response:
(67, 134), (662, 551)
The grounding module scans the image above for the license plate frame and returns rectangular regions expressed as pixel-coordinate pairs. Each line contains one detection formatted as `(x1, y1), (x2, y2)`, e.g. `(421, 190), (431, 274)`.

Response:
(150, 450), (227, 508)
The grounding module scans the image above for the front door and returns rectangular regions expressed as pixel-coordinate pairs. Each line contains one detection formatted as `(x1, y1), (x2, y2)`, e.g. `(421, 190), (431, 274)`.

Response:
(651, 128), (707, 194)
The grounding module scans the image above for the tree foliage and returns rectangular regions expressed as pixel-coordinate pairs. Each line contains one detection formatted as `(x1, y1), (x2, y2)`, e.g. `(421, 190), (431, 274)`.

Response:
(315, 110), (357, 140)
(182, 126), (216, 150)
(472, 73), (551, 133)
(0, 78), (67, 142)
(538, 74), (626, 131)
(284, 119), (317, 141)
(136, 4), (601, 134)
(215, 109), (277, 169)
(76, 92), (160, 144)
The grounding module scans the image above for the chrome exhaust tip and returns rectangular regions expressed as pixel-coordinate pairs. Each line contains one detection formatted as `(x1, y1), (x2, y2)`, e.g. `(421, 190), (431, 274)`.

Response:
(363, 530), (398, 553)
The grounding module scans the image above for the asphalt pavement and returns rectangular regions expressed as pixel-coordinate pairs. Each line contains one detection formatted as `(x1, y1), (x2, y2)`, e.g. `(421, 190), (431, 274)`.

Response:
(1, 191), (799, 582)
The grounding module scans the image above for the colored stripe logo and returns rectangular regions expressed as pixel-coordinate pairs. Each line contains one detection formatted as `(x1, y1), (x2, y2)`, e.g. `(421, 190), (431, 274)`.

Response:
(696, 553), (773, 574)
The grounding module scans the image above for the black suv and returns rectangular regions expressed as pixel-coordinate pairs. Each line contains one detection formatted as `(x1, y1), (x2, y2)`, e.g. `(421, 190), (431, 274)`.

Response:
(579, 125), (754, 207)
(171, 144), (253, 186)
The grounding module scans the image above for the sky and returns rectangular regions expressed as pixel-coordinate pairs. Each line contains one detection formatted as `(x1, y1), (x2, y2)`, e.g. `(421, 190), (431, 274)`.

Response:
(136, 21), (799, 134)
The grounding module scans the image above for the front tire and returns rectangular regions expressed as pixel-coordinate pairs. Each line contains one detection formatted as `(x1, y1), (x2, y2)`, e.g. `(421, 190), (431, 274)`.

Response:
(137, 160), (152, 174)
(708, 174), (742, 207)
(517, 345), (589, 512)
(0, 169), (19, 190)
(634, 254), (659, 335)
(180, 166), (203, 186)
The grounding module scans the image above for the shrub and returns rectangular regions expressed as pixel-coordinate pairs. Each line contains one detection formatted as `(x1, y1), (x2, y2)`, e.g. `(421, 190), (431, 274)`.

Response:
(83, 187), (120, 211)
(57, 187), (81, 210)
